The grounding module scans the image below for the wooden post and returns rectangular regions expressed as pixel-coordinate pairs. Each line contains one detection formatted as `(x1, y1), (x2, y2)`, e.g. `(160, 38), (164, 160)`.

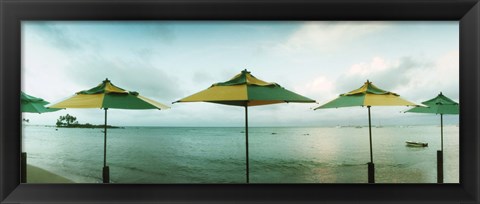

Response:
(437, 150), (443, 183)
(103, 166), (110, 183)
(21, 152), (27, 183)
(368, 162), (375, 183)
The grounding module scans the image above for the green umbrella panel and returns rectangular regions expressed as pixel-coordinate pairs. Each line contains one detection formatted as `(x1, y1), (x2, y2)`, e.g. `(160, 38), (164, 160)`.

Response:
(406, 92), (459, 115)
(21, 91), (61, 113)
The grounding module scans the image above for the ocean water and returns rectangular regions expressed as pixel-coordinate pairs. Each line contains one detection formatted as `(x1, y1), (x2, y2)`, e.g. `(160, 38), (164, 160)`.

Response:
(23, 125), (459, 183)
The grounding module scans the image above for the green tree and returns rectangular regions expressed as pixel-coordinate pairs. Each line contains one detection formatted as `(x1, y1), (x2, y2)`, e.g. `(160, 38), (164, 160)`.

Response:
(56, 114), (78, 127)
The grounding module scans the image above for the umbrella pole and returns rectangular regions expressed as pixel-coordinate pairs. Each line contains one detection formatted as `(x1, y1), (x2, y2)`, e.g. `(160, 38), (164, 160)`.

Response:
(104, 108), (107, 167)
(368, 106), (373, 163)
(367, 106), (375, 183)
(245, 105), (249, 184)
(441, 114), (444, 151)
(103, 108), (110, 183)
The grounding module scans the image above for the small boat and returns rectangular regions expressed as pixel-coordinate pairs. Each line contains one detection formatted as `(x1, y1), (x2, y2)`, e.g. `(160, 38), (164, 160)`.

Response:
(405, 141), (428, 147)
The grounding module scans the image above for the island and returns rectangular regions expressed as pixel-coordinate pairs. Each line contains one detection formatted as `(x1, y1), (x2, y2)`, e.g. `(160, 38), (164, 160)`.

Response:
(55, 114), (122, 129)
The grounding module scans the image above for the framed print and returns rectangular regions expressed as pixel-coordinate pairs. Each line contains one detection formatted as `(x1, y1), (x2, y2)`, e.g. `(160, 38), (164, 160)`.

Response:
(1, 0), (479, 203)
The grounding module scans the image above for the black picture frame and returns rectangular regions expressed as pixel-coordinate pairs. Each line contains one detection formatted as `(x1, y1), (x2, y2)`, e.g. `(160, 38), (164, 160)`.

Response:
(1, 0), (479, 203)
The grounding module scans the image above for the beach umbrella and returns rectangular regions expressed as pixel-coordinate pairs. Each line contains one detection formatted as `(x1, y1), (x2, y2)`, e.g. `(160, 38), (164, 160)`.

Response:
(174, 69), (316, 183)
(405, 92), (459, 183)
(21, 91), (61, 113)
(20, 91), (61, 183)
(48, 78), (170, 183)
(405, 92), (459, 149)
(314, 80), (417, 183)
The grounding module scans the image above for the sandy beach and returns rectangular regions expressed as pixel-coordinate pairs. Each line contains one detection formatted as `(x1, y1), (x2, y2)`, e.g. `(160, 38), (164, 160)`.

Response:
(27, 164), (74, 183)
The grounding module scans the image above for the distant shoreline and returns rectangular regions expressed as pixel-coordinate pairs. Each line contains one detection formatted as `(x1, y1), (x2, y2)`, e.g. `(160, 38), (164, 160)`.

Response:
(56, 124), (123, 129)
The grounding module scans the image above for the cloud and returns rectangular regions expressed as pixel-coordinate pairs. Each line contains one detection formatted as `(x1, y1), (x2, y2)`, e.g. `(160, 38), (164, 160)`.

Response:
(258, 50), (459, 127)
(293, 76), (336, 103)
(133, 47), (156, 61)
(338, 56), (431, 93)
(24, 22), (83, 51)
(266, 22), (390, 56)
(399, 50), (459, 101)
(335, 50), (459, 103)
(104, 21), (176, 44)
(63, 54), (182, 103)
(144, 23), (176, 43)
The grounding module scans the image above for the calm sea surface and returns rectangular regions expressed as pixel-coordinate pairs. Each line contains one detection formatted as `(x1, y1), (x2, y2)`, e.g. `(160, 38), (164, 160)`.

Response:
(23, 125), (459, 183)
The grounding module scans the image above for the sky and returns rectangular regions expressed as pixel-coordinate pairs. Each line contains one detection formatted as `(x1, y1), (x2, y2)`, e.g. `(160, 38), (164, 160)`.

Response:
(21, 21), (459, 127)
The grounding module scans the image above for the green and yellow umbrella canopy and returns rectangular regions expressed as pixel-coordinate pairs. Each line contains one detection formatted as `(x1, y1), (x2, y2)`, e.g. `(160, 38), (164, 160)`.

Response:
(49, 79), (170, 110)
(314, 80), (417, 183)
(406, 92), (459, 115)
(21, 91), (61, 113)
(176, 69), (315, 105)
(48, 78), (169, 183)
(315, 80), (416, 109)
(176, 69), (315, 183)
